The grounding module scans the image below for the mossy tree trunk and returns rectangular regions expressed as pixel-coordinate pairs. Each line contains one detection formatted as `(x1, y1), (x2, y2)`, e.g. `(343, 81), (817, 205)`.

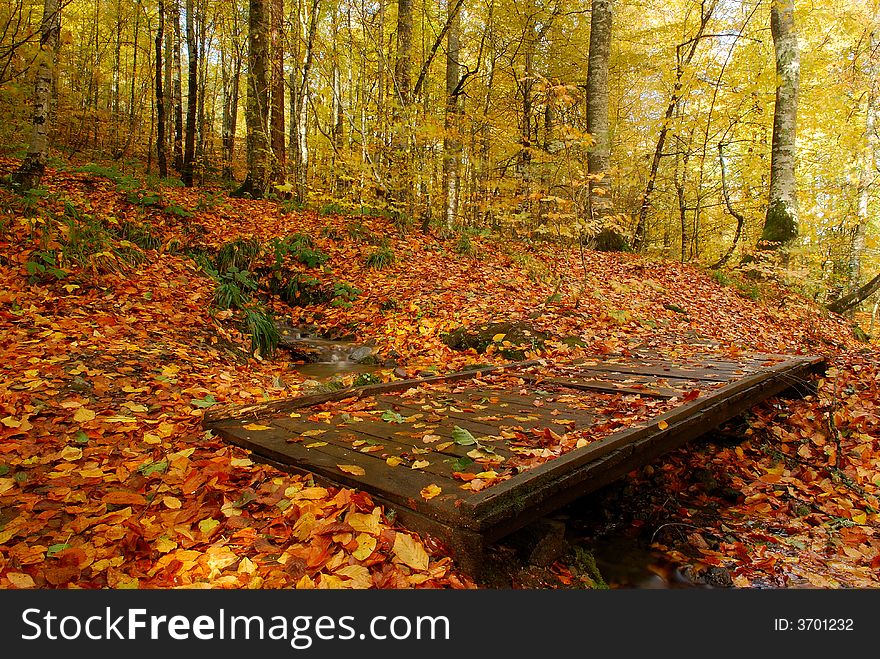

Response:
(759, 0), (800, 250)
(236, 0), (271, 198)
(13, 0), (60, 191)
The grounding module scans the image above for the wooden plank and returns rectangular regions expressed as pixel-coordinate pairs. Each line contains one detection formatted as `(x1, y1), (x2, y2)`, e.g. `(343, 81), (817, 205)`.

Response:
(572, 363), (735, 382)
(523, 375), (685, 399)
(202, 360), (542, 425)
(464, 357), (823, 531)
(372, 393), (593, 436)
(271, 415), (519, 467)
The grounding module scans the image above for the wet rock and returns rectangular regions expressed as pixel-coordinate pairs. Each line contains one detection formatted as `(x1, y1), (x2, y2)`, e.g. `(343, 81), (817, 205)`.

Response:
(441, 320), (552, 359)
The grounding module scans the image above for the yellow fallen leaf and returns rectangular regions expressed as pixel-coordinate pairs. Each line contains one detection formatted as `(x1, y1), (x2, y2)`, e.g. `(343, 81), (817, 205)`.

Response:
(105, 416), (138, 424)
(73, 408), (96, 422)
(334, 564), (372, 589)
(658, 420), (669, 430)
(0, 478), (15, 495)
(59, 446), (83, 461)
(852, 511), (867, 525)
(492, 333), (506, 342)
(6, 572), (35, 588)
(420, 484), (442, 500)
(411, 460), (430, 470)
(576, 438), (589, 448)
(347, 508), (382, 535)
(123, 402), (149, 413)
(143, 433), (161, 445)
(302, 429), (326, 437)
(155, 537), (178, 553)
(436, 441), (454, 451)
(352, 533), (377, 561)
(386, 456), (404, 467)
(1, 416), (21, 427)
(198, 518), (220, 534)
(422, 434), (442, 443)
(475, 470), (499, 480)
(243, 423), (271, 431)
(393, 532), (429, 571)
(306, 441), (328, 448)
(163, 496), (182, 509)
(338, 464), (366, 476)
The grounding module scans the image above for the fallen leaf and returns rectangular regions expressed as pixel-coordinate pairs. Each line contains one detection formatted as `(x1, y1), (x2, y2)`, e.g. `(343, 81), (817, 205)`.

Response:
(658, 420), (669, 430)
(73, 408), (96, 422)
(386, 456), (404, 467)
(411, 460), (430, 470)
(420, 484), (442, 500)
(352, 534), (377, 561)
(338, 464), (366, 476)
(393, 532), (430, 571)
(243, 423), (271, 431)
(101, 491), (147, 506)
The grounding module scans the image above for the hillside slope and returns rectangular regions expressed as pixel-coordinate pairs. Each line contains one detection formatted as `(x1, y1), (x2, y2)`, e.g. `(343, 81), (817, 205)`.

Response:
(1, 161), (878, 588)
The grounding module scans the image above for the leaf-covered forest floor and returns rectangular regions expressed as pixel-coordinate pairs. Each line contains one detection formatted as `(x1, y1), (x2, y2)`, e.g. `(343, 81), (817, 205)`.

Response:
(1, 160), (879, 589)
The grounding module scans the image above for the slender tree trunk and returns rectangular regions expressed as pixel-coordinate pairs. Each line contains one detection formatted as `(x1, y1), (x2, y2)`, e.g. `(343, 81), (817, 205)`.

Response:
(182, 0), (198, 186)
(759, 0), (800, 250)
(171, 0), (184, 172)
(851, 29), (878, 290)
(14, 0), (60, 190)
(221, 28), (242, 181)
(711, 141), (746, 269)
(289, 0), (319, 203)
(586, 0), (612, 220)
(155, 1), (168, 178)
(443, 0), (461, 230)
(236, 0), (271, 198)
(390, 0), (413, 210)
(632, 1), (716, 251)
(270, 0), (286, 180)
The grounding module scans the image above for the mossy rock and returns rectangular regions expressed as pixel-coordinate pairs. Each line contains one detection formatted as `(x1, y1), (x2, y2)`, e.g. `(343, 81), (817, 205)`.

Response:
(441, 321), (551, 359)
(592, 228), (632, 253)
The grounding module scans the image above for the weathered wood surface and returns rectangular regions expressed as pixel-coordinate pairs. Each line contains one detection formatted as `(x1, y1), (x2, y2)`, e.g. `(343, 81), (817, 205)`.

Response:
(203, 351), (825, 570)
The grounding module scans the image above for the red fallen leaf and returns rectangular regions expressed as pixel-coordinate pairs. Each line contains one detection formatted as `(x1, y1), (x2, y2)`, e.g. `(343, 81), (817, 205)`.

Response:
(682, 389), (701, 402)
(452, 471), (477, 481)
(44, 566), (81, 586)
(101, 491), (147, 506)
(55, 547), (91, 569)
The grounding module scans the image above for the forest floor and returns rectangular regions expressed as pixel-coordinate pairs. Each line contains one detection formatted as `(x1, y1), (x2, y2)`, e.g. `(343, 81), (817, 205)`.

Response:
(1, 159), (879, 589)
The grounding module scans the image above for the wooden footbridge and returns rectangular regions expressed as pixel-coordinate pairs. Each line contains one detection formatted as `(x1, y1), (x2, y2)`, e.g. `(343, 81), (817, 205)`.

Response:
(203, 350), (824, 572)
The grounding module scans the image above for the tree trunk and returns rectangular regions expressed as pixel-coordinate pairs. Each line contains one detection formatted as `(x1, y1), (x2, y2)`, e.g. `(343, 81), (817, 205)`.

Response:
(586, 0), (612, 220)
(851, 29), (878, 291)
(394, 0), (412, 108)
(759, 0), (800, 250)
(14, 0), (61, 190)
(827, 272), (880, 315)
(171, 0), (184, 173)
(289, 0), (319, 203)
(632, 1), (716, 252)
(270, 0), (286, 180)
(711, 141), (746, 269)
(221, 26), (242, 181)
(182, 0), (198, 186)
(155, 0), (168, 178)
(443, 0), (462, 230)
(235, 0), (271, 198)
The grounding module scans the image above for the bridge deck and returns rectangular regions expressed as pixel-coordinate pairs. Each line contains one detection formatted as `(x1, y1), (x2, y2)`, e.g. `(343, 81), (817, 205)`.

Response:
(203, 351), (824, 572)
